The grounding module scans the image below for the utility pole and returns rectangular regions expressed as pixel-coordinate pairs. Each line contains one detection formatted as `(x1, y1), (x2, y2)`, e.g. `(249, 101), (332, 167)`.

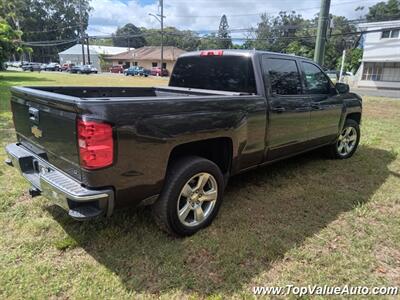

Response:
(339, 49), (346, 82)
(79, 0), (86, 65)
(160, 0), (164, 76)
(314, 0), (331, 65)
(149, 2), (165, 76)
(86, 35), (91, 65)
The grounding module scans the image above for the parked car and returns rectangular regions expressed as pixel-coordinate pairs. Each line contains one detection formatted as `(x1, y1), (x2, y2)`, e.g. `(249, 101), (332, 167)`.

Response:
(124, 66), (150, 77)
(11, 61), (23, 68)
(150, 67), (169, 76)
(70, 65), (82, 73)
(70, 65), (98, 74)
(45, 63), (61, 71)
(110, 65), (124, 73)
(21, 62), (41, 72)
(61, 63), (75, 72)
(5, 50), (362, 236)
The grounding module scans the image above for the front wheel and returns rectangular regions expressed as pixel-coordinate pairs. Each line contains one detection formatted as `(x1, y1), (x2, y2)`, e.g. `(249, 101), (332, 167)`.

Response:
(152, 156), (224, 236)
(327, 119), (360, 159)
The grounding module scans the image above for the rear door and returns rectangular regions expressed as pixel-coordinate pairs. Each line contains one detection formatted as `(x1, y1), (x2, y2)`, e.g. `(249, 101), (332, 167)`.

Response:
(300, 61), (343, 145)
(262, 55), (311, 161)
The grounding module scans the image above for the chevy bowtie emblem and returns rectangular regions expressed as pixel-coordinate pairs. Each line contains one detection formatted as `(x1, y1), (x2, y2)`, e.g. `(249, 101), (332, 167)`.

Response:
(31, 125), (42, 138)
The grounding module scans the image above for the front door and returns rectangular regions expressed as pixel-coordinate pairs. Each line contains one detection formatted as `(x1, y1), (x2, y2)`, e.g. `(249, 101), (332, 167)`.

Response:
(300, 61), (344, 145)
(262, 56), (311, 161)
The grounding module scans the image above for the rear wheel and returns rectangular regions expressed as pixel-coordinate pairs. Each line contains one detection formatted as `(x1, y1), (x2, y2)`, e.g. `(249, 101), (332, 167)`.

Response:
(152, 156), (224, 236)
(327, 119), (360, 159)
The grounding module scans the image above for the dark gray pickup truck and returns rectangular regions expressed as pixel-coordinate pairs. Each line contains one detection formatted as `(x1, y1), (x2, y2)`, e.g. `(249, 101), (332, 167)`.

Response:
(5, 50), (362, 236)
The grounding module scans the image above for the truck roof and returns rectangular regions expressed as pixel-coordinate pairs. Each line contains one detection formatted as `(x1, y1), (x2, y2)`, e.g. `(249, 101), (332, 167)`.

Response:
(180, 49), (314, 62)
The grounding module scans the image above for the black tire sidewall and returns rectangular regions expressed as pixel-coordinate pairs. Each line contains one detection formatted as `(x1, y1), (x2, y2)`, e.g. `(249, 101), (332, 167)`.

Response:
(160, 157), (224, 236)
(334, 119), (360, 159)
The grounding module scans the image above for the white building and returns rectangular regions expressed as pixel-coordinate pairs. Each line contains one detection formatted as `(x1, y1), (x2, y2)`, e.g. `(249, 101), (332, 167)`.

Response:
(356, 20), (400, 90)
(58, 44), (129, 71)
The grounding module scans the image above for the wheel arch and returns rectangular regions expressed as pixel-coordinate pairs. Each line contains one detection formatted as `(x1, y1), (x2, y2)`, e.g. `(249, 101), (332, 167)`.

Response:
(346, 112), (361, 124)
(167, 137), (233, 176)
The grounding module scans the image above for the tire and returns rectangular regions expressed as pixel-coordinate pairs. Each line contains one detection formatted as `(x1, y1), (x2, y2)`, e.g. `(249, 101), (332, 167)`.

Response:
(326, 119), (360, 159)
(152, 156), (224, 237)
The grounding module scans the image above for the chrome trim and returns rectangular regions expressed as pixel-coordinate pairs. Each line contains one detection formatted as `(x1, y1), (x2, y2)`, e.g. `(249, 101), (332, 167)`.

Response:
(5, 143), (114, 217)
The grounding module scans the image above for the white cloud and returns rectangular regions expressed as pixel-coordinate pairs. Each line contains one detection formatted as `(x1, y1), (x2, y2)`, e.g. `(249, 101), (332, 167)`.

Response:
(88, 0), (381, 37)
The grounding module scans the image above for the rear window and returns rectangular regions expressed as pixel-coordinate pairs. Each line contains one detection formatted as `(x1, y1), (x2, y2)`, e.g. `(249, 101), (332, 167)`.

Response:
(169, 55), (257, 94)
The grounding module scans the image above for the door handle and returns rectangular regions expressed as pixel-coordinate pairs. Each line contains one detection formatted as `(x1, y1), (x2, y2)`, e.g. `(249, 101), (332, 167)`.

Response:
(271, 106), (286, 113)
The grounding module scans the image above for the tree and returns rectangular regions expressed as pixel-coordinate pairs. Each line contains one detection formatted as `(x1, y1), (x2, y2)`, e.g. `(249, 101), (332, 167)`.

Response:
(249, 11), (312, 53)
(0, 18), (23, 69)
(366, 0), (400, 21)
(89, 38), (113, 46)
(217, 15), (232, 49)
(285, 41), (314, 58)
(322, 15), (356, 69)
(198, 33), (219, 50)
(335, 47), (363, 73)
(141, 27), (199, 51)
(1, 0), (91, 62)
(112, 23), (145, 48)
(0, 1), (31, 68)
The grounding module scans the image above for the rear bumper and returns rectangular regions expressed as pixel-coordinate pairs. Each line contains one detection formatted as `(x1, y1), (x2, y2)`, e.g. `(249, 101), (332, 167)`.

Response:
(5, 143), (114, 220)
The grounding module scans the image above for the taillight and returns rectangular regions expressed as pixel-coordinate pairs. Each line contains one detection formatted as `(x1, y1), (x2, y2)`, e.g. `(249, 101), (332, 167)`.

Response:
(200, 50), (224, 56)
(77, 119), (113, 169)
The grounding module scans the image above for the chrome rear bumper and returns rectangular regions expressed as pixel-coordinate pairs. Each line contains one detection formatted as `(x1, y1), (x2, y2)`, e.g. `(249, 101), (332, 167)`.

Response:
(5, 143), (114, 220)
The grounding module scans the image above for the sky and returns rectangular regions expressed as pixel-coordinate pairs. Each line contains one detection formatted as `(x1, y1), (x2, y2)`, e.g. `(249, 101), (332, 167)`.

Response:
(87, 0), (383, 37)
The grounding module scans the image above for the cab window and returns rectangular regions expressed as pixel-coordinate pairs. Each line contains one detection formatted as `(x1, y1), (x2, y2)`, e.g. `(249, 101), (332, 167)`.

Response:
(263, 58), (302, 95)
(301, 62), (332, 94)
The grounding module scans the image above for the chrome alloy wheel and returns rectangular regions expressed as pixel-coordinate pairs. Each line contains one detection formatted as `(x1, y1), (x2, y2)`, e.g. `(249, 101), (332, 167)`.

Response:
(177, 172), (218, 227)
(337, 126), (357, 156)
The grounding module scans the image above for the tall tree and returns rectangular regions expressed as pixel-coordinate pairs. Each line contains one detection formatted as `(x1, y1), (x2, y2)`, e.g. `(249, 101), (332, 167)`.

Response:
(0, 1), (31, 67)
(366, 0), (400, 21)
(217, 15), (232, 49)
(250, 11), (312, 53)
(0, 19), (23, 69)
(112, 23), (145, 48)
(1, 0), (91, 62)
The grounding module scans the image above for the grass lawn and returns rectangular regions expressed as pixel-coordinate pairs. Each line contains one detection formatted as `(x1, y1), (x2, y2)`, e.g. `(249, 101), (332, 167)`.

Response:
(1, 71), (400, 299)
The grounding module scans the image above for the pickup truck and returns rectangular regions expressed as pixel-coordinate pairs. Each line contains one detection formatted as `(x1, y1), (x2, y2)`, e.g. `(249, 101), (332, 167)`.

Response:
(5, 50), (362, 236)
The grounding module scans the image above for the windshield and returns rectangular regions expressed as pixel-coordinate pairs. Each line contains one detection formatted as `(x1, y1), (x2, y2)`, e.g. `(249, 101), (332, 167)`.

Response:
(169, 55), (256, 93)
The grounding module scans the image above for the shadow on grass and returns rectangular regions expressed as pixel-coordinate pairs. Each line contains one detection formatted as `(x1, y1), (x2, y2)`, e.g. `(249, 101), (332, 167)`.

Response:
(48, 145), (396, 295)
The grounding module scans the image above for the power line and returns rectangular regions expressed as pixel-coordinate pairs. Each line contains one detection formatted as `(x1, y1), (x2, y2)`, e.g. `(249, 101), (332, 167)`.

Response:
(167, 0), (378, 18)
(85, 26), (400, 42)
(23, 25), (81, 34)
(22, 39), (79, 47)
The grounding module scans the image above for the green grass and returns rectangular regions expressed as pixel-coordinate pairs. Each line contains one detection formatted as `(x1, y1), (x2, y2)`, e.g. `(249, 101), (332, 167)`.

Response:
(1, 71), (400, 299)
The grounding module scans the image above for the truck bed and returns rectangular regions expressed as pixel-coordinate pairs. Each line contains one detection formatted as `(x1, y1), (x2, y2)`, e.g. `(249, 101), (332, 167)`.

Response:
(20, 86), (247, 101)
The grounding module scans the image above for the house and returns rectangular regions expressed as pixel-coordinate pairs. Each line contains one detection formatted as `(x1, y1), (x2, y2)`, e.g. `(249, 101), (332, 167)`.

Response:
(356, 20), (400, 90)
(104, 46), (186, 74)
(58, 44), (129, 71)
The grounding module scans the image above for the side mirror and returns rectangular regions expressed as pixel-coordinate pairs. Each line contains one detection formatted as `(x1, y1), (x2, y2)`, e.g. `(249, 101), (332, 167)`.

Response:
(335, 82), (350, 94)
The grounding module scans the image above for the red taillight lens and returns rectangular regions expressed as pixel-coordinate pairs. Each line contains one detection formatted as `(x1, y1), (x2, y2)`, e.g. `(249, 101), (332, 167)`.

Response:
(77, 119), (113, 169)
(200, 50), (224, 56)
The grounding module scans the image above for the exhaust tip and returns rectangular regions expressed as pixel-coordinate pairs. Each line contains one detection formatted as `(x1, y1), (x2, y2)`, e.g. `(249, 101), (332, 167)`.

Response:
(29, 187), (41, 198)
(5, 158), (13, 167)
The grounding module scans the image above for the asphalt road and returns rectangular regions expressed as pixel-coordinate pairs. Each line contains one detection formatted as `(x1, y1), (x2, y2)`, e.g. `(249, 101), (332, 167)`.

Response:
(351, 87), (399, 99)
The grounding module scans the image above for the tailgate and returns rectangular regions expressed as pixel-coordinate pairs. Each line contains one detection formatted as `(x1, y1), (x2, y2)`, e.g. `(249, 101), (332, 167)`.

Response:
(10, 87), (82, 180)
